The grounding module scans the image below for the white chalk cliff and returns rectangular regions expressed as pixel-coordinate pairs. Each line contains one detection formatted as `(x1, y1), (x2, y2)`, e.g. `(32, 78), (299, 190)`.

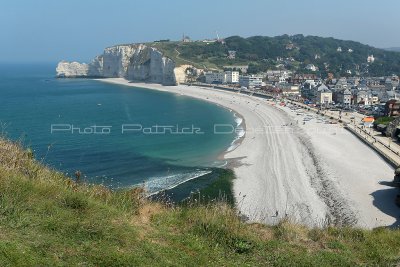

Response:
(56, 44), (184, 85)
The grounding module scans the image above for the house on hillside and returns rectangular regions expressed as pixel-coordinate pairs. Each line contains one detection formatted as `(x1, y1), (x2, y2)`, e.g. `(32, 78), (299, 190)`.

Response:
(305, 64), (318, 72)
(227, 50), (236, 59)
(367, 55), (375, 63)
(182, 35), (191, 43)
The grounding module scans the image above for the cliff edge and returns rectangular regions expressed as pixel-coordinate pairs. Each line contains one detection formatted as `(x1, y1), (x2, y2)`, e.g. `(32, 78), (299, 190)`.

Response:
(56, 44), (191, 85)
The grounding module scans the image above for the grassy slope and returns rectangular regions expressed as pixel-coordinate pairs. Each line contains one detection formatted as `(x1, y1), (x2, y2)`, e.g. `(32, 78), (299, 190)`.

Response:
(0, 138), (400, 266)
(150, 42), (224, 70)
(148, 35), (400, 77)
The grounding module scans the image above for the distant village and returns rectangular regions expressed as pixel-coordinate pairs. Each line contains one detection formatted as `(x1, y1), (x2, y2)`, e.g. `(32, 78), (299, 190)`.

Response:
(158, 34), (400, 122)
(183, 37), (398, 119)
(201, 68), (400, 118)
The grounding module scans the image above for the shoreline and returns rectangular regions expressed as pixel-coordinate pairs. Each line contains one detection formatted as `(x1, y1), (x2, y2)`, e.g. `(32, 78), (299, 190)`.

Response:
(97, 78), (248, 166)
(96, 78), (399, 228)
(218, 111), (246, 168)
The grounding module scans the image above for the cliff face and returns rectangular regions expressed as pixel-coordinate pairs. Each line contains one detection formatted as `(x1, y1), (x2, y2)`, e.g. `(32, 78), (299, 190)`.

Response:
(56, 44), (181, 85)
(56, 61), (90, 77)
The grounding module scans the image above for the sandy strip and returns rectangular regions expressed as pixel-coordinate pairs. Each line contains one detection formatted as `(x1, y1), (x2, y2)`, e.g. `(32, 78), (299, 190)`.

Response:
(97, 78), (398, 228)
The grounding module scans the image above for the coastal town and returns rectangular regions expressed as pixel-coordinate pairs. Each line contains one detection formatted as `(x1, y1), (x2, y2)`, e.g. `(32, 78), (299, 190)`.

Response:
(201, 67), (400, 128)
(5, 0), (400, 263)
(56, 34), (400, 222)
(184, 43), (400, 208)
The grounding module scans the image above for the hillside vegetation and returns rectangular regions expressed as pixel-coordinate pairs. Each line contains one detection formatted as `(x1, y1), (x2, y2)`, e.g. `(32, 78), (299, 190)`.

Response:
(0, 137), (400, 266)
(151, 35), (400, 77)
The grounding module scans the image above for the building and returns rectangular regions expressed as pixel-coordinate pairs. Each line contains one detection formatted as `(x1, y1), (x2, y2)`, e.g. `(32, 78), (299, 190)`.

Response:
(316, 84), (332, 105)
(371, 95), (379, 105)
(182, 34), (191, 43)
(335, 77), (348, 89)
(362, 117), (375, 128)
(292, 74), (317, 84)
(385, 77), (400, 91)
(367, 55), (375, 63)
(227, 50), (236, 59)
(356, 90), (374, 106)
(285, 43), (295, 50)
(336, 89), (352, 106)
(279, 84), (300, 96)
(239, 75), (263, 88)
(205, 71), (239, 84)
(266, 70), (292, 84)
(202, 39), (217, 44)
(385, 99), (400, 117)
(305, 64), (318, 72)
(225, 71), (239, 83)
(205, 72), (226, 84)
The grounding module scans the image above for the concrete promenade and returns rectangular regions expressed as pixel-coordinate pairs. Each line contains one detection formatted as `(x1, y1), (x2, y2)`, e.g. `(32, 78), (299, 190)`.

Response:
(288, 100), (400, 168)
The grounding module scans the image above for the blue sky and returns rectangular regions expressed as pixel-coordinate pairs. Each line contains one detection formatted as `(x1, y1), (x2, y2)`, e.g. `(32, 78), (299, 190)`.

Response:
(1, 0), (399, 63)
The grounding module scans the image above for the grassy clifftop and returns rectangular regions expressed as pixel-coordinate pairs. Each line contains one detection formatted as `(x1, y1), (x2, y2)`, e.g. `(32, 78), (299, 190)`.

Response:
(0, 137), (399, 266)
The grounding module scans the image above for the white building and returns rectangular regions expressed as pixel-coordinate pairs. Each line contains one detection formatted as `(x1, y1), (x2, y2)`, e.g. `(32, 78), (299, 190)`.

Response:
(278, 71), (290, 83)
(227, 50), (236, 59)
(225, 71), (239, 83)
(205, 71), (239, 84)
(367, 55), (375, 63)
(239, 75), (263, 88)
(305, 64), (318, 72)
(356, 91), (372, 106)
(316, 84), (332, 105)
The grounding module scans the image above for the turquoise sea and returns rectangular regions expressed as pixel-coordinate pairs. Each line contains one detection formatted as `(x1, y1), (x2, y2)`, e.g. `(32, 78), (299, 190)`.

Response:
(0, 64), (239, 195)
